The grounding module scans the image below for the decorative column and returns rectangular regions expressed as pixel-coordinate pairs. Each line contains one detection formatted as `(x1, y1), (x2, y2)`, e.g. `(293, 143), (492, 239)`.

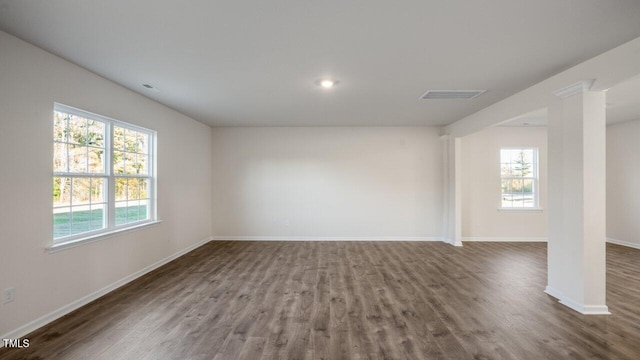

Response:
(441, 135), (463, 247)
(546, 80), (609, 314)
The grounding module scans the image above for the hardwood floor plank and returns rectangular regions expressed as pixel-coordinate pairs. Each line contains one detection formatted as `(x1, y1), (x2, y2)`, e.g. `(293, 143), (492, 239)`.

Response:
(1, 241), (639, 360)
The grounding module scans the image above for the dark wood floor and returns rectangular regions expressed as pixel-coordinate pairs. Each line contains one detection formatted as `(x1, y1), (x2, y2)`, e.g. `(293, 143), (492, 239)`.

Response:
(1, 241), (639, 360)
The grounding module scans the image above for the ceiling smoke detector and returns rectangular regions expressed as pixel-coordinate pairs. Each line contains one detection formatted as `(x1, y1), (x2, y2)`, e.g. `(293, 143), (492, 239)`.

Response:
(419, 90), (486, 100)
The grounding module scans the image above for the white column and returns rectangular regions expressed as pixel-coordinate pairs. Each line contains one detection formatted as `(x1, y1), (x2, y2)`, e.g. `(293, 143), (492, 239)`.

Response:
(546, 80), (609, 314)
(441, 135), (462, 246)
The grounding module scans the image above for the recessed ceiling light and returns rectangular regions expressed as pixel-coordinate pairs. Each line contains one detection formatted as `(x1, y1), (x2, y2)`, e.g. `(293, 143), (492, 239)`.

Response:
(321, 80), (334, 88)
(316, 79), (339, 89)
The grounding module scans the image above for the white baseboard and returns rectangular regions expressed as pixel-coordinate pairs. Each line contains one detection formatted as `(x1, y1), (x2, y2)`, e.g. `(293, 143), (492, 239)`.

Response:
(212, 236), (443, 242)
(544, 285), (563, 299)
(1, 236), (214, 345)
(580, 305), (611, 315)
(607, 237), (640, 250)
(463, 237), (547, 242)
(544, 285), (610, 315)
(559, 298), (610, 315)
(441, 237), (463, 247)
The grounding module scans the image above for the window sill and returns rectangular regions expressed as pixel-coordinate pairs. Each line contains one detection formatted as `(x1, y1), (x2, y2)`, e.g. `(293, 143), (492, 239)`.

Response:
(497, 208), (544, 212)
(46, 220), (163, 253)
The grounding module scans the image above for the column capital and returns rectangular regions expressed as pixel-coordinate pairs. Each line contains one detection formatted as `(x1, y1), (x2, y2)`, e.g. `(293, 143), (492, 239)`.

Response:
(552, 79), (596, 99)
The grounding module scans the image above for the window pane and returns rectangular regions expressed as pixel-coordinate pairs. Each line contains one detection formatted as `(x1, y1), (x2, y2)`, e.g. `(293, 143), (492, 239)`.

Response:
(72, 177), (91, 205)
(512, 151), (532, 177)
(127, 200), (140, 221)
(139, 178), (149, 199)
(508, 179), (523, 207)
(113, 150), (125, 174)
(113, 199), (149, 225)
(124, 152), (136, 175)
(136, 132), (149, 154)
(501, 179), (512, 194)
(115, 177), (127, 201)
(501, 179), (516, 208)
(91, 178), (106, 203)
(114, 126), (125, 151)
(90, 204), (105, 231)
(127, 178), (139, 200)
(124, 128), (137, 152)
(139, 199), (150, 221)
(87, 120), (105, 147)
(53, 177), (71, 207)
(136, 154), (149, 175)
(69, 144), (88, 173)
(70, 205), (91, 235)
(53, 112), (68, 142)
(522, 179), (534, 208)
(88, 147), (105, 174)
(68, 115), (88, 145)
(508, 149), (521, 164)
(115, 201), (128, 225)
(53, 143), (68, 173)
(53, 207), (71, 238)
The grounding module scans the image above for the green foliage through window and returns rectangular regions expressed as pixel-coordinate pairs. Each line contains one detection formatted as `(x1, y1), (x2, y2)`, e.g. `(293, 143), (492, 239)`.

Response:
(53, 105), (154, 242)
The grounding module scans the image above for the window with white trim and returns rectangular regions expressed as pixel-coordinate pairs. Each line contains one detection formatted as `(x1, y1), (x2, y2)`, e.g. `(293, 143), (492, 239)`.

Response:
(53, 104), (156, 245)
(500, 147), (538, 209)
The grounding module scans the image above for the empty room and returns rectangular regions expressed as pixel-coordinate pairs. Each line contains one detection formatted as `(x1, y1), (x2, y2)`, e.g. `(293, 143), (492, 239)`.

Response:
(1, 1), (640, 359)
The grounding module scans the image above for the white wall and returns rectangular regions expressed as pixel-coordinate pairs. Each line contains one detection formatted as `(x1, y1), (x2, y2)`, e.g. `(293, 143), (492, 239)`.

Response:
(607, 119), (640, 248)
(211, 127), (443, 239)
(461, 126), (548, 240)
(0, 31), (213, 337)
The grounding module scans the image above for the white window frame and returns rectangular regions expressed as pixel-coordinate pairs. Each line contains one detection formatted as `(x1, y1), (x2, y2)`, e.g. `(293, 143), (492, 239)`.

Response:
(499, 147), (540, 210)
(52, 103), (157, 249)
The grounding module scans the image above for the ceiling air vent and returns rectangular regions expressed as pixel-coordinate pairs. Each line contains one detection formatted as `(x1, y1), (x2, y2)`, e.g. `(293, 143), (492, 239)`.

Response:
(419, 90), (486, 100)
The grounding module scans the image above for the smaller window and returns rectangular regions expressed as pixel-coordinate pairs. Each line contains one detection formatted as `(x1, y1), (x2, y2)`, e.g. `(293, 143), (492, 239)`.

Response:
(500, 148), (538, 209)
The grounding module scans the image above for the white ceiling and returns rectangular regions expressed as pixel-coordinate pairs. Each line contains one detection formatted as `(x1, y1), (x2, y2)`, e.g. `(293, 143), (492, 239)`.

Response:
(2, 1), (640, 127)
(500, 109), (548, 127)
(500, 75), (640, 127)
(606, 75), (640, 125)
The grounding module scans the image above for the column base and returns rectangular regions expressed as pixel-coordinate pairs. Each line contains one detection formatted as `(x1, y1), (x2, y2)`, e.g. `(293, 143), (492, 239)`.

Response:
(545, 285), (610, 315)
(442, 238), (463, 247)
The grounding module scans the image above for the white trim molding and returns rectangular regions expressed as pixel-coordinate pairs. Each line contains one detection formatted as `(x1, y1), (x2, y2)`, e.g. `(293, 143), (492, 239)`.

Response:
(560, 298), (610, 315)
(463, 237), (547, 242)
(578, 305), (611, 315)
(497, 208), (544, 212)
(212, 236), (443, 242)
(544, 285), (610, 315)
(544, 285), (563, 299)
(47, 220), (163, 253)
(552, 79), (595, 99)
(441, 237), (463, 247)
(1, 236), (214, 345)
(607, 237), (640, 250)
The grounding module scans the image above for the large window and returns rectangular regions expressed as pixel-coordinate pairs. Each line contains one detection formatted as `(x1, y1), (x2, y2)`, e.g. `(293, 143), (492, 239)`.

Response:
(53, 104), (155, 245)
(500, 147), (538, 209)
